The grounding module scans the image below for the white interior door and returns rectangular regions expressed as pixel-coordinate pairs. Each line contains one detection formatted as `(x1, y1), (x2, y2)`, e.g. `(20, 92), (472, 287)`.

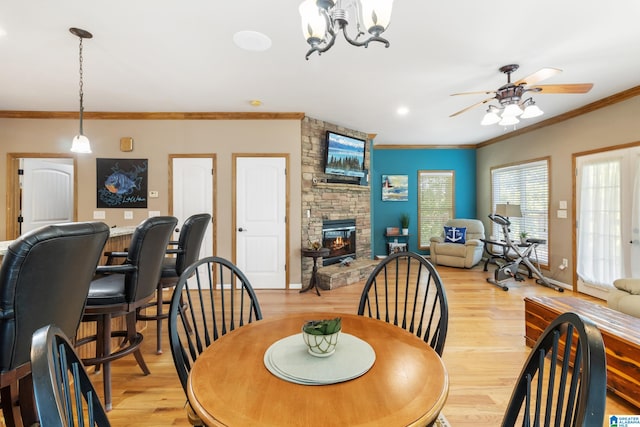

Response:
(171, 157), (214, 258)
(236, 157), (286, 289)
(21, 158), (74, 234)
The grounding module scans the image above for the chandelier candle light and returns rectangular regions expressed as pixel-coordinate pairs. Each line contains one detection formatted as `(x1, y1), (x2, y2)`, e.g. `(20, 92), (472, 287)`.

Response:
(69, 27), (93, 154)
(299, 0), (393, 60)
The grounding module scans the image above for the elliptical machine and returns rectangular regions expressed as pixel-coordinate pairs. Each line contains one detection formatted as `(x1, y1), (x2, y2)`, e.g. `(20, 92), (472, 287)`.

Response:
(486, 213), (563, 292)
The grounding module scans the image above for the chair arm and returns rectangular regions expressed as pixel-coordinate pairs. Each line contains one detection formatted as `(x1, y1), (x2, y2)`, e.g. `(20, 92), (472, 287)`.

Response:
(613, 278), (640, 295)
(430, 236), (444, 244)
(168, 240), (179, 246)
(464, 239), (483, 247)
(96, 264), (137, 274)
(104, 251), (128, 258)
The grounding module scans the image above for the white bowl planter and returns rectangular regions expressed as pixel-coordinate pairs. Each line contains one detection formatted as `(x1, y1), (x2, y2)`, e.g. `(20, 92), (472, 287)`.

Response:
(302, 330), (340, 357)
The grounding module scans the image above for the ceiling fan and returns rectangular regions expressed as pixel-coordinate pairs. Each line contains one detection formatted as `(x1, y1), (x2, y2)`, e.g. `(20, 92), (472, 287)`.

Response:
(449, 64), (594, 126)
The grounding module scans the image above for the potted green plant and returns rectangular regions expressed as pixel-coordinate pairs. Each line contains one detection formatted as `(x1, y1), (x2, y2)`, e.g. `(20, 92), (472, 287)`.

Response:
(302, 317), (342, 357)
(400, 213), (410, 235)
(519, 231), (528, 244)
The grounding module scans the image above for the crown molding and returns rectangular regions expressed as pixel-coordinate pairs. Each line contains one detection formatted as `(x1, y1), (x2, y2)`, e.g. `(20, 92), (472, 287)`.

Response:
(0, 111), (305, 120)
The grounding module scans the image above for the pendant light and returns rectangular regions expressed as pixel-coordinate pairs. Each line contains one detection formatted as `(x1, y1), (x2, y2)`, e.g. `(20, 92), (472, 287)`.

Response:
(69, 27), (93, 153)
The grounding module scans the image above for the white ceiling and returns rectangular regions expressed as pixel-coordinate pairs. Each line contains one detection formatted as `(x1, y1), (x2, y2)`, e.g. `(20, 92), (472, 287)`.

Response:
(1, 1), (639, 146)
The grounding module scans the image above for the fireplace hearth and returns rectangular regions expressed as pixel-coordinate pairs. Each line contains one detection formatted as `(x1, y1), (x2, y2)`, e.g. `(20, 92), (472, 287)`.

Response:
(322, 219), (356, 266)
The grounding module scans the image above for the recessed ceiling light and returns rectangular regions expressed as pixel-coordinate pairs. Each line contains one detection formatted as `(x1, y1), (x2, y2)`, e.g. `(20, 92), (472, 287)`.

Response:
(397, 107), (409, 115)
(233, 31), (272, 52)
(0, 26), (6, 38)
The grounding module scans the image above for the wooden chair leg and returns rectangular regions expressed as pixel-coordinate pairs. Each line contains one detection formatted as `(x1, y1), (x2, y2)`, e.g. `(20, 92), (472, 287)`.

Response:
(126, 312), (150, 375)
(1, 382), (23, 427)
(101, 313), (113, 412)
(156, 285), (163, 354)
(18, 374), (37, 427)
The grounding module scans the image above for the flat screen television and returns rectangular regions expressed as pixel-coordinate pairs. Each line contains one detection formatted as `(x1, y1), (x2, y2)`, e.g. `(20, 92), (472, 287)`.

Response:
(324, 131), (366, 179)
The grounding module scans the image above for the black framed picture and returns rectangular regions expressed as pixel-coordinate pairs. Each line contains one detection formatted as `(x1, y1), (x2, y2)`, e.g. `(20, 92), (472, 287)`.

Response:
(96, 158), (148, 208)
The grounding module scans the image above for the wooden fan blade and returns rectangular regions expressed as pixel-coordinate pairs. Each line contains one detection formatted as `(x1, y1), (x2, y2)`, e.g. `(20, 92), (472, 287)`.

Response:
(451, 90), (496, 96)
(529, 83), (594, 94)
(514, 67), (562, 86)
(450, 97), (495, 117)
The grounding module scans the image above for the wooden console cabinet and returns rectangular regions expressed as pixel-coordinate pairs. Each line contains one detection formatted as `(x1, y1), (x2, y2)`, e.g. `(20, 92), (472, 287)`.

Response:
(524, 296), (640, 408)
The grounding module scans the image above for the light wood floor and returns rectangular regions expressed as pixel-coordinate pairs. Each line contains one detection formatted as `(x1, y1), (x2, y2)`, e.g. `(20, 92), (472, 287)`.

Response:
(6, 265), (638, 426)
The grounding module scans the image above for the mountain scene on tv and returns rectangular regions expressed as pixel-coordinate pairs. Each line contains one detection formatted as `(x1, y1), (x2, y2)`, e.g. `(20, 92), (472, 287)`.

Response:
(326, 134), (365, 177)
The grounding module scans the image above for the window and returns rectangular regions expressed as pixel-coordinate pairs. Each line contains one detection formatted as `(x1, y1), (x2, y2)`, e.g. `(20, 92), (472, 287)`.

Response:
(491, 158), (549, 265)
(418, 171), (454, 249)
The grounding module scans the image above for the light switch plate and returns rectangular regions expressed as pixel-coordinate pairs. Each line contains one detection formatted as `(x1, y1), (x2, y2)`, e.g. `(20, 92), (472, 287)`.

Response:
(124, 211), (133, 220)
(149, 190), (159, 198)
(557, 210), (567, 219)
(148, 210), (160, 217)
(93, 211), (106, 219)
(559, 200), (567, 209)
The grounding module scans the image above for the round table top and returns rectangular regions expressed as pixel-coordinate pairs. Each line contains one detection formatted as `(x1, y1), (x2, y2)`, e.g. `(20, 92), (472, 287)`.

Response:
(187, 312), (449, 427)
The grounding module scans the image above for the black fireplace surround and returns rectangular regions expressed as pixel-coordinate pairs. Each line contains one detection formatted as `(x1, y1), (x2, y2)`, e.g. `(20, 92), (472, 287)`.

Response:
(322, 219), (356, 266)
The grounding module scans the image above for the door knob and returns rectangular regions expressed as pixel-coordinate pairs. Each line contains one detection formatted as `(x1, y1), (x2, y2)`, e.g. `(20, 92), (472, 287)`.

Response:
(238, 227), (248, 232)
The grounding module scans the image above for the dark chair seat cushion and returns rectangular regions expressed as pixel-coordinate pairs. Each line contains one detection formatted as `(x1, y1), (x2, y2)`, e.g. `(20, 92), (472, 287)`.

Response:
(87, 274), (126, 305)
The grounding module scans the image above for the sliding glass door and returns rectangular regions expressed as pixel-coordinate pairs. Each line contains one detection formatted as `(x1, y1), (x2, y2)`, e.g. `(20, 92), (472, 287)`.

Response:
(576, 146), (640, 298)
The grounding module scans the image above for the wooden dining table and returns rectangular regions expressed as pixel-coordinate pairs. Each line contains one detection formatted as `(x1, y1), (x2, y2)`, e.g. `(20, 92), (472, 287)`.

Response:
(187, 312), (449, 427)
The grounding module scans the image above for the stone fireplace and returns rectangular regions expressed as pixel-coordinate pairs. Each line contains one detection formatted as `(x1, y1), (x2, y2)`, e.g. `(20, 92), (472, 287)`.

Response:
(301, 117), (371, 285)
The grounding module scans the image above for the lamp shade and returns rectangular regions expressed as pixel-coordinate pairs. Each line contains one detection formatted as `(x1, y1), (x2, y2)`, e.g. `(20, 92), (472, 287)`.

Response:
(71, 134), (92, 153)
(299, 0), (327, 43)
(498, 115), (519, 126)
(481, 111), (501, 126)
(495, 203), (522, 218)
(502, 103), (523, 117)
(521, 104), (544, 119)
(361, 0), (393, 35)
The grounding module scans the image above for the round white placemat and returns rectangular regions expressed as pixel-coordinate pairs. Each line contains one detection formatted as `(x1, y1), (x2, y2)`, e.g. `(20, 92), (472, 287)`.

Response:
(263, 333), (375, 385)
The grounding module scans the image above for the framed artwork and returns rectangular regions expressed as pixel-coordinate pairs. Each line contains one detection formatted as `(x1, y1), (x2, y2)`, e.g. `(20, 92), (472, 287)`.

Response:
(382, 174), (408, 201)
(97, 158), (148, 208)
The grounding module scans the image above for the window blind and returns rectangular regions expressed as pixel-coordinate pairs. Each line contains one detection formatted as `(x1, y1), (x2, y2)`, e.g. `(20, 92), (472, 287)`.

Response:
(491, 159), (549, 265)
(418, 171), (454, 248)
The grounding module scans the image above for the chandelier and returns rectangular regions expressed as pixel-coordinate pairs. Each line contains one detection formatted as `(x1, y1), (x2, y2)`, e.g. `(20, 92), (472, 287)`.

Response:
(481, 65), (543, 126)
(299, 0), (393, 60)
(69, 27), (93, 153)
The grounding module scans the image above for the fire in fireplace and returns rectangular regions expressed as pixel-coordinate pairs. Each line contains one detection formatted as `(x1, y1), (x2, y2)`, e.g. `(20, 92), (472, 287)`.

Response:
(322, 219), (356, 266)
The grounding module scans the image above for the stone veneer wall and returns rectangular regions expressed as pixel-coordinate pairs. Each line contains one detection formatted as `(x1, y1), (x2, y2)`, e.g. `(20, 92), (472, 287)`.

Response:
(301, 116), (371, 286)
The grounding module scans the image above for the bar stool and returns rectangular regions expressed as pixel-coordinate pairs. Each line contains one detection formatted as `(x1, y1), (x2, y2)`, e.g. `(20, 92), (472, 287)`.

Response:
(76, 216), (177, 411)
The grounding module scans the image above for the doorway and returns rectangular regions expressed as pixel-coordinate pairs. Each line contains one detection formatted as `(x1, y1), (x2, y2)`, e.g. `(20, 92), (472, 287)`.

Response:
(168, 154), (215, 258)
(575, 143), (640, 298)
(6, 153), (77, 240)
(233, 155), (288, 289)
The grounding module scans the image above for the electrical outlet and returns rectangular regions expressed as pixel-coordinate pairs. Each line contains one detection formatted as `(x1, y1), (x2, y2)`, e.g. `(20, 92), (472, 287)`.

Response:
(562, 258), (568, 267)
(93, 211), (105, 219)
(124, 211), (133, 220)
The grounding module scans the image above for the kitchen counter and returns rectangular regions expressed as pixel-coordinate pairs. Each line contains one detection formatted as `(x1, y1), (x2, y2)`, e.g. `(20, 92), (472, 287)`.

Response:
(0, 225), (136, 258)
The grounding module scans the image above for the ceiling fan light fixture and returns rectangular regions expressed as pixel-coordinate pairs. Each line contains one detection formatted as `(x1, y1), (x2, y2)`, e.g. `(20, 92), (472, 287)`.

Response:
(502, 102), (523, 117)
(481, 110), (501, 126)
(499, 115), (519, 126)
(521, 103), (544, 119)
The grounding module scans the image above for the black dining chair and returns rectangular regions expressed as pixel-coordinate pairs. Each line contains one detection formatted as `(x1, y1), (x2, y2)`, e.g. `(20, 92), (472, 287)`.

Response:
(76, 216), (177, 411)
(357, 251), (449, 356)
(501, 311), (607, 427)
(31, 324), (111, 427)
(0, 222), (110, 427)
(136, 213), (211, 354)
(168, 256), (262, 426)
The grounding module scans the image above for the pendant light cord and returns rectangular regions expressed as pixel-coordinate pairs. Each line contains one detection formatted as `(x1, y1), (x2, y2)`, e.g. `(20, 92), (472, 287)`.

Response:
(78, 36), (84, 135)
